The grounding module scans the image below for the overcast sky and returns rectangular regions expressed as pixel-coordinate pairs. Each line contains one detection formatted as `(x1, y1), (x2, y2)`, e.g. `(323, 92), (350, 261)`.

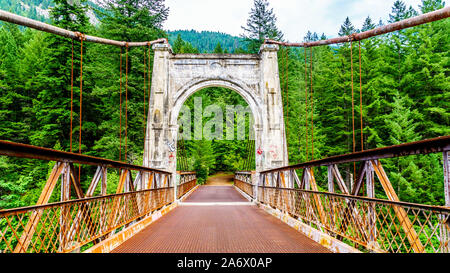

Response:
(163, 0), (431, 41)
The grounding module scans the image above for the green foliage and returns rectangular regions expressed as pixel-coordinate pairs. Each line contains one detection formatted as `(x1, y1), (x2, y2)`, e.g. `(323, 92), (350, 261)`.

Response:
(179, 86), (254, 179)
(278, 0), (448, 205)
(240, 0), (283, 53)
(168, 30), (244, 53)
(171, 34), (199, 53)
(0, 0), (448, 210)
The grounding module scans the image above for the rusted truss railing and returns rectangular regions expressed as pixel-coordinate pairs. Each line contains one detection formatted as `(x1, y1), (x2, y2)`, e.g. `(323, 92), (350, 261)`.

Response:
(257, 136), (450, 253)
(0, 140), (177, 253)
(0, 187), (173, 253)
(234, 171), (254, 198)
(177, 171), (197, 199)
(258, 186), (450, 253)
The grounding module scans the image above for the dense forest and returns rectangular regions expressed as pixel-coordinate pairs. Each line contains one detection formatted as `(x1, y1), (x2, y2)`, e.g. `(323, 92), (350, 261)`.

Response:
(0, 0), (102, 24)
(0, 0), (54, 22)
(168, 30), (245, 53)
(0, 0), (448, 210)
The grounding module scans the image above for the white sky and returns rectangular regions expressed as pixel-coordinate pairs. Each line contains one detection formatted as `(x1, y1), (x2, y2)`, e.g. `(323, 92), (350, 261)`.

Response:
(164, 0), (429, 41)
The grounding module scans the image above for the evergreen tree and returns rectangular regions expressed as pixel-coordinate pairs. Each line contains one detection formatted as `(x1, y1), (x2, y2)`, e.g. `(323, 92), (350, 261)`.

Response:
(361, 16), (376, 32)
(338, 17), (357, 36)
(383, 91), (422, 201)
(213, 42), (224, 53)
(172, 34), (185, 53)
(30, 0), (90, 149)
(241, 0), (283, 53)
(91, 0), (168, 162)
(388, 0), (417, 23)
(403, 0), (449, 137)
(97, 0), (169, 29)
(419, 0), (445, 13)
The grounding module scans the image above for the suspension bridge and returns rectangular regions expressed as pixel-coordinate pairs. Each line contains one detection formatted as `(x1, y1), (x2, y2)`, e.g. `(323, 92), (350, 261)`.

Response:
(0, 7), (449, 253)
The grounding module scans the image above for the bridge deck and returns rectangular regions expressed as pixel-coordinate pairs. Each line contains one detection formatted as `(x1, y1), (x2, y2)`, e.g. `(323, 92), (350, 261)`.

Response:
(112, 186), (330, 253)
(183, 185), (248, 202)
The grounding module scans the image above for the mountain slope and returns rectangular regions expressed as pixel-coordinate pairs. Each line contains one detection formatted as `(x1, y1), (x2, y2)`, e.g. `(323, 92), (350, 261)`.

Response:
(0, 0), (100, 24)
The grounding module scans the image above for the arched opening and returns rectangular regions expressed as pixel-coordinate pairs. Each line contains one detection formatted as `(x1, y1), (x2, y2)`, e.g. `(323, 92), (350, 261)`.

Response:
(174, 85), (257, 184)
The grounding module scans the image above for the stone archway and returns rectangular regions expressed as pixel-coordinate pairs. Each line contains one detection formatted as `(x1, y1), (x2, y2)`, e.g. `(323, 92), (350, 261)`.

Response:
(143, 43), (288, 175)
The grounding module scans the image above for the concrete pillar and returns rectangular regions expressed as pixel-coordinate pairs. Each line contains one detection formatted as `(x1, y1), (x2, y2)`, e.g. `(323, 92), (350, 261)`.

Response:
(144, 43), (172, 172)
(259, 44), (289, 170)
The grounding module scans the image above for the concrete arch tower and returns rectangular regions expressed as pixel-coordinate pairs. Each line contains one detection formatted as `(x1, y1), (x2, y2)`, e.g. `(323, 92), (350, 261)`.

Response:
(143, 42), (288, 175)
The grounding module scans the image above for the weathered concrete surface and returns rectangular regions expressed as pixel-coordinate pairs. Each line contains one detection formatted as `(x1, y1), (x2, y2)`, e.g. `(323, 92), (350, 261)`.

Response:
(143, 44), (288, 177)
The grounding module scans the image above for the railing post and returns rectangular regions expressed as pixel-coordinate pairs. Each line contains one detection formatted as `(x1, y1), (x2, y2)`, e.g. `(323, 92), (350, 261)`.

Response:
(327, 165), (334, 193)
(173, 172), (178, 201)
(252, 171), (258, 202)
(366, 161), (377, 250)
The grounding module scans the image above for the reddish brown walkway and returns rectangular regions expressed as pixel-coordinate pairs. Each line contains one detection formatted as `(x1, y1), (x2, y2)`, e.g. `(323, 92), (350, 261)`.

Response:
(183, 185), (248, 202)
(112, 186), (330, 253)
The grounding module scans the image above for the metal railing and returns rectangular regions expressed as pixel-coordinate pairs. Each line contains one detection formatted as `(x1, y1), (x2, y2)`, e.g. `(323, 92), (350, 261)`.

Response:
(0, 140), (175, 253)
(258, 186), (450, 253)
(234, 171), (253, 198)
(257, 136), (450, 253)
(177, 171), (197, 199)
(0, 187), (173, 253)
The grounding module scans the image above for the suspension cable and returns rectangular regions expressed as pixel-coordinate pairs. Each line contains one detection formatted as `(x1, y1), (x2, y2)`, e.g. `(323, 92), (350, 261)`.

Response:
(70, 39), (74, 153)
(143, 47), (146, 125)
(309, 47), (314, 160)
(147, 44), (151, 105)
(76, 33), (85, 183)
(147, 44), (151, 166)
(125, 44), (129, 162)
(78, 35), (84, 153)
(350, 40), (357, 183)
(304, 48), (309, 162)
(351, 41), (356, 155)
(359, 40), (364, 151)
(284, 47), (289, 147)
(119, 47), (123, 161)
